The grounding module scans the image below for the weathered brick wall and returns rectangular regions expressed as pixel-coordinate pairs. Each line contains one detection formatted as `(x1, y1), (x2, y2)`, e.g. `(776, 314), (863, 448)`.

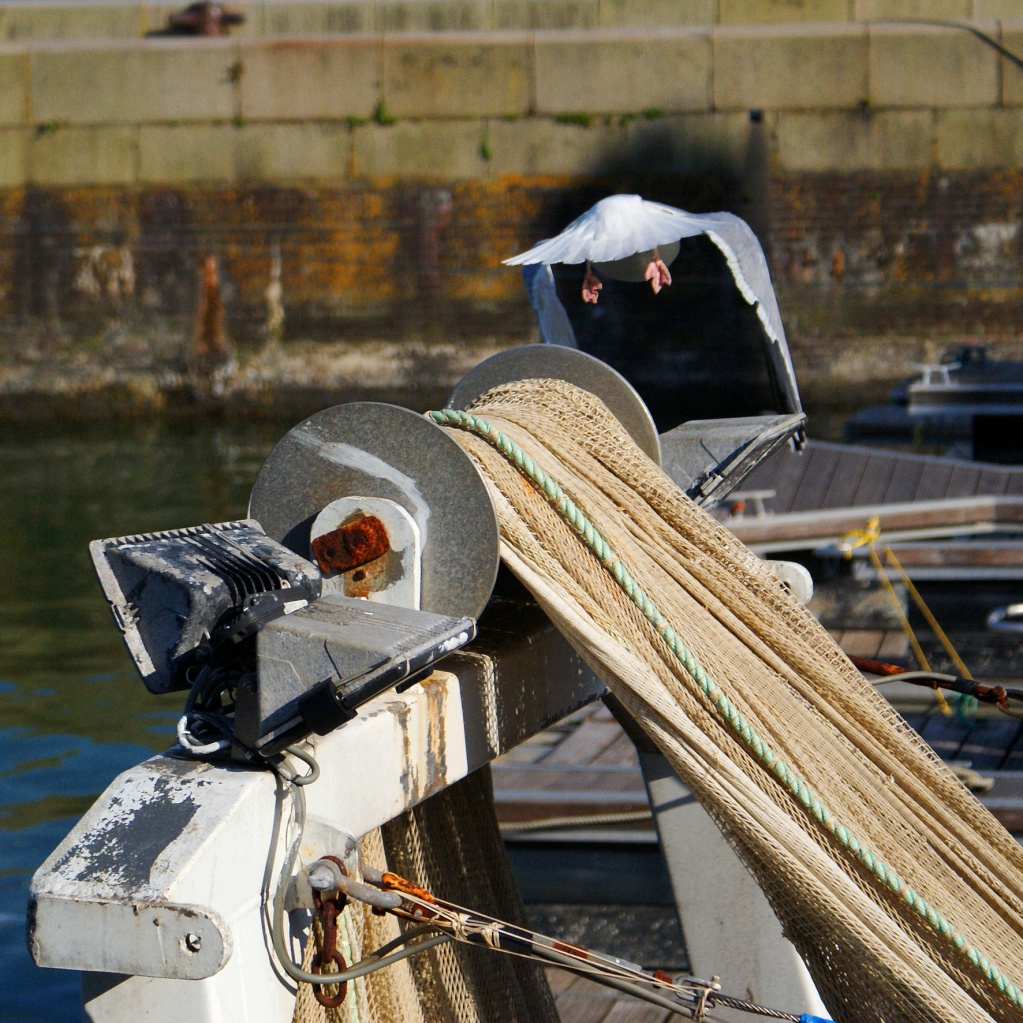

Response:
(768, 169), (1023, 399)
(771, 171), (1023, 312)
(4, 0), (1023, 41)
(0, 175), (738, 348)
(2, 22), (1023, 401)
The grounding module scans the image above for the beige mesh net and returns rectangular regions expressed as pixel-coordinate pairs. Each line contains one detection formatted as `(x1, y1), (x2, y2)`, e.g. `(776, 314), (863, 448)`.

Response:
(421, 378), (1023, 1023)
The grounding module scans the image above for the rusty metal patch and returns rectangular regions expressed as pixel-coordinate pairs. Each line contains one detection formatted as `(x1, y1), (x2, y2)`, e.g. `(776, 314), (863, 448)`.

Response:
(312, 515), (391, 575)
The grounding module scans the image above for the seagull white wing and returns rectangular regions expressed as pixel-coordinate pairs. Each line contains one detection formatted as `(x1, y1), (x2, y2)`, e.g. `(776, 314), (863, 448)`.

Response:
(522, 264), (578, 348)
(696, 211), (801, 421)
(507, 198), (781, 339)
(503, 195), (708, 267)
(696, 212), (783, 343)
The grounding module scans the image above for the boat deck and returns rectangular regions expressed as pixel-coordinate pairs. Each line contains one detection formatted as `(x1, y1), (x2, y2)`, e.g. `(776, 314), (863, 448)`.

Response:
(739, 440), (1023, 515)
(547, 969), (671, 1023)
(720, 440), (1023, 555)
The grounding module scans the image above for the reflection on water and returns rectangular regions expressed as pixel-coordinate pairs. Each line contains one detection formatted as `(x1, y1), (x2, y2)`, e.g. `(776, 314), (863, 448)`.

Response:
(0, 418), (290, 1021)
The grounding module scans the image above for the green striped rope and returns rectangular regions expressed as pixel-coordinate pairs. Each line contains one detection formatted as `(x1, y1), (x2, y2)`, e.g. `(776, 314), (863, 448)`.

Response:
(429, 406), (1023, 1011)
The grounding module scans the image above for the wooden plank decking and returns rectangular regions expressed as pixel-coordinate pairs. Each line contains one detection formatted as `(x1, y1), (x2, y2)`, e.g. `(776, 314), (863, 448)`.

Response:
(491, 629), (912, 827)
(739, 441), (1023, 516)
(720, 441), (1023, 555)
(547, 969), (672, 1023)
(493, 703), (648, 827)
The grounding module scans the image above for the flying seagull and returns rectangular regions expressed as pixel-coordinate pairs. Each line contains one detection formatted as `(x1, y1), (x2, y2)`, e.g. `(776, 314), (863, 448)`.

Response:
(503, 194), (803, 431)
(505, 194), (782, 335)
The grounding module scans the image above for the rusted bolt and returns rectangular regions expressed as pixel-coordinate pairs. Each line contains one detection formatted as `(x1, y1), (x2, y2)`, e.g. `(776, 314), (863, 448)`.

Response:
(312, 515), (390, 575)
(184, 932), (202, 953)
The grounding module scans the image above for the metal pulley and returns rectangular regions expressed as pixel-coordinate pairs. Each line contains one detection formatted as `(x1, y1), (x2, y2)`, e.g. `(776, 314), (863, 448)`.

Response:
(87, 346), (662, 759)
(447, 343), (662, 465)
(225, 402), (501, 755)
(249, 401), (500, 621)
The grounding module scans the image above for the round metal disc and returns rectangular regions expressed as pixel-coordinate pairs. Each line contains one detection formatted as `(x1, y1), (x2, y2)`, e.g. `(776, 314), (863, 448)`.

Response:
(446, 344), (662, 465)
(248, 402), (499, 621)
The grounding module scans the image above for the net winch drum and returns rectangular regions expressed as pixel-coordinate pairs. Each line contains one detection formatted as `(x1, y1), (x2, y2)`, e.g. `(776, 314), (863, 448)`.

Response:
(447, 344), (662, 466)
(88, 349), (661, 761)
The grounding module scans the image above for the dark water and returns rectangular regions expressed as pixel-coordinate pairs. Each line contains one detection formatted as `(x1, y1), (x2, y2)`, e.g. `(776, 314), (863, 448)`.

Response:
(0, 418), (293, 1022)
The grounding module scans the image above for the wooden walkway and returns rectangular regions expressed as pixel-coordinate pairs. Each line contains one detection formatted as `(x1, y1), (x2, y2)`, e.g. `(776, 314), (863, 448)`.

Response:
(491, 640), (1023, 837)
(738, 440), (1023, 516)
(493, 702), (647, 827)
(494, 711), (673, 1022)
(547, 969), (671, 1023)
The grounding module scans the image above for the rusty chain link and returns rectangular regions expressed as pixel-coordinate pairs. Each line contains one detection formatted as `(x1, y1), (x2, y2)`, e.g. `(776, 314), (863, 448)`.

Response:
(311, 856), (349, 1009)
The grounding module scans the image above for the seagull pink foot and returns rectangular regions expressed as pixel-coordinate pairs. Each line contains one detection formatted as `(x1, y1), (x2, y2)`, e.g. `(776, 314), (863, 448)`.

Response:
(644, 255), (672, 294)
(582, 265), (603, 304)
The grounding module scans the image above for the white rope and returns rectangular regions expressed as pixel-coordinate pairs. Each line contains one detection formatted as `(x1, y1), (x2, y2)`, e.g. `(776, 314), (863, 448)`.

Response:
(449, 912), (503, 950)
(175, 713), (229, 755)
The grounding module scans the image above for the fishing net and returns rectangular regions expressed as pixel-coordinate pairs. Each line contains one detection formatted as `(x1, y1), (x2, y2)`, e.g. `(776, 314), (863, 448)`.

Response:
(421, 378), (1023, 1023)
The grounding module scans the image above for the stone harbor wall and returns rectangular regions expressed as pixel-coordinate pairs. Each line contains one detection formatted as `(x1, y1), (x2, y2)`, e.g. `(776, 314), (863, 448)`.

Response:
(2, 16), (1023, 413)
(2, 0), (1023, 39)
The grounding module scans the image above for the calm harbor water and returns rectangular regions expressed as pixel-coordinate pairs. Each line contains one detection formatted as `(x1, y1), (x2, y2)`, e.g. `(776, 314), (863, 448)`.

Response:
(0, 418), (294, 1022)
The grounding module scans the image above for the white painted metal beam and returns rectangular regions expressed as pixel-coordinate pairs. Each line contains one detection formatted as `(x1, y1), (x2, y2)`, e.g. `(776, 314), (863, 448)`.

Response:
(639, 751), (830, 1023)
(29, 602), (605, 1022)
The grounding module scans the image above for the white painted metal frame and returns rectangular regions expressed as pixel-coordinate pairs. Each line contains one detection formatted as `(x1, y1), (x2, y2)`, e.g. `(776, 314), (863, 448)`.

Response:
(30, 609), (605, 1023)
(30, 422), (833, 1023)
(639, 751), (828, 1022)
